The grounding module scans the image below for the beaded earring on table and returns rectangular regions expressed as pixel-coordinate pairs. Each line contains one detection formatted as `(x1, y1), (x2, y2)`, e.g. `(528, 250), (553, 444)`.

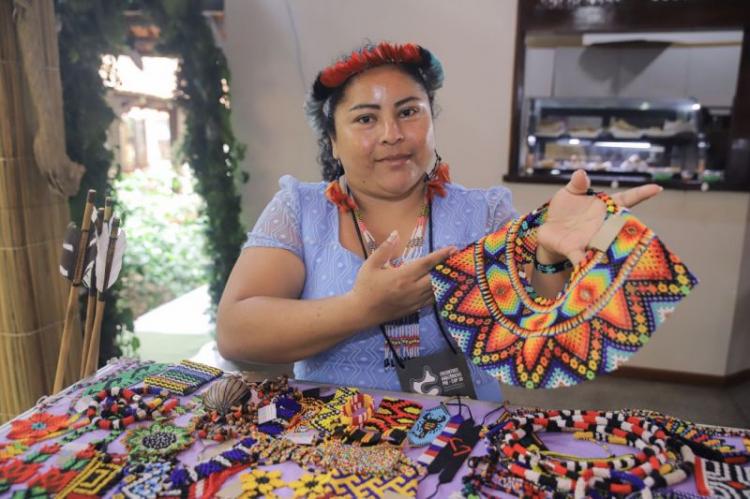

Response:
(324, 152), (451, 212)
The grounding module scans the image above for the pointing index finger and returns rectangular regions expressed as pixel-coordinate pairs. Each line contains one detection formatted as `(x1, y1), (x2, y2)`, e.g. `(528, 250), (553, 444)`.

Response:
(407, 246), (457, 276)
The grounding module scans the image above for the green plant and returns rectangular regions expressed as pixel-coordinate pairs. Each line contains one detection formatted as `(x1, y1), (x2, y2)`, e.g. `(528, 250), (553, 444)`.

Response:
(55, 0), (246, 365)
(116, 166), (210, 318)
(141, 0), (247, 316)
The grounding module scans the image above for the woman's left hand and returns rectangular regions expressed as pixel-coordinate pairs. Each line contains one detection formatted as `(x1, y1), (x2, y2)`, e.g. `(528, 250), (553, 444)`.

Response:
(537, 169), (663, 265)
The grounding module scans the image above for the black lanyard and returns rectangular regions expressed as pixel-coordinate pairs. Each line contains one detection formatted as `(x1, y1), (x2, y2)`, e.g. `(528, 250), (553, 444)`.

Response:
(350, 199), (458, 369)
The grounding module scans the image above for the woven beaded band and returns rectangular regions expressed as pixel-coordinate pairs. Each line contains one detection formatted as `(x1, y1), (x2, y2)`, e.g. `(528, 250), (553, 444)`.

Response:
(341, 393), (374, 428)
(533, 257), (573, 274)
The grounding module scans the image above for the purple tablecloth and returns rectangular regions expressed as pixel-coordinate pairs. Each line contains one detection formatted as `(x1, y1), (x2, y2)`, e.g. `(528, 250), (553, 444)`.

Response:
(1, 359), (747, 498)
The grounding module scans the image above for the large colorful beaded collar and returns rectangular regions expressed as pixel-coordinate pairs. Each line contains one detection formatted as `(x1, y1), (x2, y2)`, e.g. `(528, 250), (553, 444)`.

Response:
(431, 192), (698, 388)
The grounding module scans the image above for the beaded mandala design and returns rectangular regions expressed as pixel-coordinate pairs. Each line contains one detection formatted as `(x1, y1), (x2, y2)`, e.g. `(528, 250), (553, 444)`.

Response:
(431, 194), (698, 389)
(124, 422), (194, 460)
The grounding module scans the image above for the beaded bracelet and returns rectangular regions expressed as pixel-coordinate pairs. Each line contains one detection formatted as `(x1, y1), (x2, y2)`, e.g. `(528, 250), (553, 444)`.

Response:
(144, 360), (223, 396)
(341, 393), (374, 428)
(533, 255), (573, 274)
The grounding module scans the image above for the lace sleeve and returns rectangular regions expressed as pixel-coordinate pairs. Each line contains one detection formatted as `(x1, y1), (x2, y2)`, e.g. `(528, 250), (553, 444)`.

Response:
(243, 175), (303, 260)
(485, 185), (518, 234)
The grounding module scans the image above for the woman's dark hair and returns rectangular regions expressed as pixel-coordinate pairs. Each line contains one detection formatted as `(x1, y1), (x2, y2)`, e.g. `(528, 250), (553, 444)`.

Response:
(305, 43), (444, 181)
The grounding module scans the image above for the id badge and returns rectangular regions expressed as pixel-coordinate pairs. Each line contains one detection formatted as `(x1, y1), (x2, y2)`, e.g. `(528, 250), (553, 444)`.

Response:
(396, 350), (477, 399)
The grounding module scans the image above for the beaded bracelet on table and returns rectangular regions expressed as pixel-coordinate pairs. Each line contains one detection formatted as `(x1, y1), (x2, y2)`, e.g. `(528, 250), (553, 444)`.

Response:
(286, 397), (327, 433)
(340, 393), (374, 428)
(462, 454), (549, 499)
(143, 360), (223, 396)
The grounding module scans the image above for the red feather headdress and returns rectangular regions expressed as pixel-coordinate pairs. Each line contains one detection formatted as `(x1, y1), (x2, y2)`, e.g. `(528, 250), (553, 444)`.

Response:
(319, 42), (423, 89)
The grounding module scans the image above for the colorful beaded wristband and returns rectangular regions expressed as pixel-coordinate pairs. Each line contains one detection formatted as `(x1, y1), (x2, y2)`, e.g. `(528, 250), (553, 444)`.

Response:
(144, 360), (223, 396)
(341, 393), (374, 428)
(533, 255), (573, 274)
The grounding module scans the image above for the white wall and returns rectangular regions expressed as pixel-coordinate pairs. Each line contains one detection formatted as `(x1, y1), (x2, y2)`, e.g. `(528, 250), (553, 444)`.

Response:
(225, 0), (750, 377)
(225, 0), (518, 224)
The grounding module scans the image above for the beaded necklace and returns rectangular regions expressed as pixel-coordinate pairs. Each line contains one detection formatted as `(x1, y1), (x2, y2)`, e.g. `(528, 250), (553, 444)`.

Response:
(626, 409), (750, 464)
(85, 386), (179, 430)
(488, 409), (698, 497)
(351, 195), (429, 367)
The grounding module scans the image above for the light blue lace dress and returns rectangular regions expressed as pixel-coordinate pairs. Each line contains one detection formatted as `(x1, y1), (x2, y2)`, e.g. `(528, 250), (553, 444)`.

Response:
(244, 175), (517, 401)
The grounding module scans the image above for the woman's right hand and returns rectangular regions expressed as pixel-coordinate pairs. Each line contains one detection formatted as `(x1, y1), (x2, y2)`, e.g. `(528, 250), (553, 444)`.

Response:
(348, 230), (456, 326)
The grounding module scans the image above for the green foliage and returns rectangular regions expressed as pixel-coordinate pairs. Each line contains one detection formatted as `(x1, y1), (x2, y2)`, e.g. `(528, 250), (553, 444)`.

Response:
(55, 0), (246, 367)
(56, 0), (134, 361)
(115, 166), (210, 318)
(141, 0), (247, 316)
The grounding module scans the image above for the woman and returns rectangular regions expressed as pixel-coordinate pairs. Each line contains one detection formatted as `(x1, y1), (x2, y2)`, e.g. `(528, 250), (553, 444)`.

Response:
(216, 42), (660, 400)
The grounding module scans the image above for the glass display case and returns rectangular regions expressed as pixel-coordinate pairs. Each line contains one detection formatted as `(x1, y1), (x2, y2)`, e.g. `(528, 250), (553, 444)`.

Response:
(519, 97), (722, 185)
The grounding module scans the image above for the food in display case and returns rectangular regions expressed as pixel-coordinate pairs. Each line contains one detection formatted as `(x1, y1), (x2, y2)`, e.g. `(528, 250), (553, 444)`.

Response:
(521, 97), (717, 183)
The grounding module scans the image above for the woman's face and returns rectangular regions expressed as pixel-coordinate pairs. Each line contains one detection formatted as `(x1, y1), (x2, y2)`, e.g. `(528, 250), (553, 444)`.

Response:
(331, 65), (435, 201)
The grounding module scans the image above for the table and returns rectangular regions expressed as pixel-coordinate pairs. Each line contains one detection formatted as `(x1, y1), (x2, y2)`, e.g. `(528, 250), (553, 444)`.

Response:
(0, 359), (748, 498)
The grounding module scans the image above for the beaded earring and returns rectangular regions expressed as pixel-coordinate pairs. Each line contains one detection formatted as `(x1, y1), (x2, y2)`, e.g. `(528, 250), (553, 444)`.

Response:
(324, 154), (451, 212)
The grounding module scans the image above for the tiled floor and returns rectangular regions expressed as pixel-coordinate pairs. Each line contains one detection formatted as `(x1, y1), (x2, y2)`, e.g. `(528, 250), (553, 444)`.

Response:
(502, 376), (750, 428)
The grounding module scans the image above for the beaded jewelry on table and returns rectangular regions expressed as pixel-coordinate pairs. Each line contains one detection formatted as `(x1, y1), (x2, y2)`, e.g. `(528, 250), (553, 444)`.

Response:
(144, 360), (223, 395)
(123, 421), (194, 461)
(432, 193), (699, 389)
(85, 386), (179, 430)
